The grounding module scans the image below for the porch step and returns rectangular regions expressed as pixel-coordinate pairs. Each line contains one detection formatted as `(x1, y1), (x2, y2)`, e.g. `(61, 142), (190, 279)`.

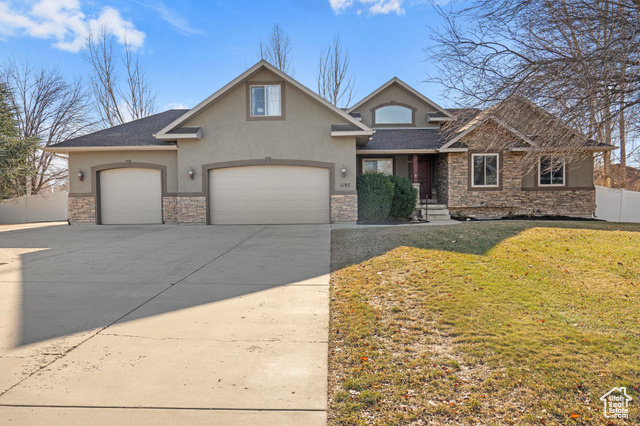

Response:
(412, 204), (452, 221)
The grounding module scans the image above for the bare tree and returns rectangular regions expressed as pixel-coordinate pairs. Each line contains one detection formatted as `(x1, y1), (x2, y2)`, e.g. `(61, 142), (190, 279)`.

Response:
(259, 23), (294, 75)
(1, 59), (91, 194)
(83, 29), (156, 128)
(317, 34), (357, 108)
(426, 0), (640, 180)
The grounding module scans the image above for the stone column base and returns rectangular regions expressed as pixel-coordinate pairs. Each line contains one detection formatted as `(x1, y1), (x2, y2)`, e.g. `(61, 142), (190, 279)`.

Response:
(162, 197), (177, 223)
(176, 196), (207, 224)
(68, 196), (96, 223)
(331, 194), (358, 222)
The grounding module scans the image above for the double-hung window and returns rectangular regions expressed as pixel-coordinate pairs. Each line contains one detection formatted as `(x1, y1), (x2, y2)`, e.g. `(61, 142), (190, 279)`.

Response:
(250, 84), (281, 117)
(472, 153), (499, 187)
(363, 159), (393, 176)
(539, 155), (565, 186)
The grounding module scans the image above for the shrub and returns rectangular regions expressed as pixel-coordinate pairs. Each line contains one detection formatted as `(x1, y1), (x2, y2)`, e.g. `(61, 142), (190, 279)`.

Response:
(356, 172), (394, 222)
(389, 175), (418, 219)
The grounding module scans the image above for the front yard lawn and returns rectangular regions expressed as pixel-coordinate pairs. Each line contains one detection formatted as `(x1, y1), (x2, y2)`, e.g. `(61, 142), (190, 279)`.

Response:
(329, 221), (640, 425)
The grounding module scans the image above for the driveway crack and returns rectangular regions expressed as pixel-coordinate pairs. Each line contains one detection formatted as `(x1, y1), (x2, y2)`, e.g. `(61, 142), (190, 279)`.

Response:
(171, 225), (268, 285)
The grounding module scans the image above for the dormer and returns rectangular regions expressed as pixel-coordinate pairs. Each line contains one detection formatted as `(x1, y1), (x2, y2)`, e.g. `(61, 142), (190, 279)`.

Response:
(348, 77), (452, 129)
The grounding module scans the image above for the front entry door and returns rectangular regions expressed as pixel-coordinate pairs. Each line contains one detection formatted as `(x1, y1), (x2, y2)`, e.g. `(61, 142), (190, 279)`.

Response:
(417, 156), (434, 200)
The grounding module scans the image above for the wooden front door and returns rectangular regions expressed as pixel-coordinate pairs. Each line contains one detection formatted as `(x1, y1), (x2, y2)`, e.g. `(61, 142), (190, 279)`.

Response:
(417, 156), (434, 200)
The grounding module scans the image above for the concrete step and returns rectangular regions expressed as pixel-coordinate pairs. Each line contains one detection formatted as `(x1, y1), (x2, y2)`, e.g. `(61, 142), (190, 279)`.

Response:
(420, 204), (448, 210)
(427, 211), (451, 221)
(413, 204), (452, 221)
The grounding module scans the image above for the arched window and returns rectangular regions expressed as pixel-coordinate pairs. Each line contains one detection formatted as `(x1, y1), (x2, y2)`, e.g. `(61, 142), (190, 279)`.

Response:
(374, 105), (413, 124)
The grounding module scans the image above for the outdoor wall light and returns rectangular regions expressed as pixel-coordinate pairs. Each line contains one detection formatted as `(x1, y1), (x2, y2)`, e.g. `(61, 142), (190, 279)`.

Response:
(341, 165), (347, 178)
(188, 168), (195, 180)
(77, 169), (84, 181)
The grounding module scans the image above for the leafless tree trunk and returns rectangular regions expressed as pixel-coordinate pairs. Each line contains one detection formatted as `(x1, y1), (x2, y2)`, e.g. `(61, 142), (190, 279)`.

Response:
(1, 59), (91, 194)
(83, 29), (156, 128)
(426, 0), (640, 174)
(258, 23), (294, 75)
(317, 34), (356, 108)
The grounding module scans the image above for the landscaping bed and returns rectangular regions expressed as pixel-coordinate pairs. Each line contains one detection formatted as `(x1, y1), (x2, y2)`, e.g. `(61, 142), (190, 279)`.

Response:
(329, 221), (640, 425)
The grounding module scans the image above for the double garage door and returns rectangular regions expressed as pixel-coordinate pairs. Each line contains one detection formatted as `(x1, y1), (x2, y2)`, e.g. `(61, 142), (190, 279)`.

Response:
(209, 165), (330, 224)
(98, 166), (330, 225)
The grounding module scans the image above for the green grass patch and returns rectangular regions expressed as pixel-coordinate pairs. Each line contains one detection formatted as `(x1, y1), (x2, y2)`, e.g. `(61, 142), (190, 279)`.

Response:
(328, 221), (640, 425)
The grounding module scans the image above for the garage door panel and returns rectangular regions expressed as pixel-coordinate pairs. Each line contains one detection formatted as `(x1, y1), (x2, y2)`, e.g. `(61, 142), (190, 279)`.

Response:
(100, 168), (162, 225)
(210, 166), (330, 225)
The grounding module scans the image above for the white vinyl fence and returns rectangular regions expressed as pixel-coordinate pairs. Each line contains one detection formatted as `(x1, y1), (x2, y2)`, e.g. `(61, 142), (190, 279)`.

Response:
(0, 191), (68, 225)
(595, 185), (640, 223)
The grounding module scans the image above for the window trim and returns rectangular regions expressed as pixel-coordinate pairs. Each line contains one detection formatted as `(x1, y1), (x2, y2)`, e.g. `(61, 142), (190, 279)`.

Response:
(371, 102), (416, 127)
(246, 81), (286, 121)
(471, 153), (500, 188)
(362, 158), (394, 176)
(538, 155), (566, 187)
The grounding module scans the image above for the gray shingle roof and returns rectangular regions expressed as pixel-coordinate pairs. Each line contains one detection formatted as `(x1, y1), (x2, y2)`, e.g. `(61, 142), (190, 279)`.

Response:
(49, 109), (188, 148)
(167, 126), (200, 134)
(332, 124), (362, 132)
(359, 129), (447, 151)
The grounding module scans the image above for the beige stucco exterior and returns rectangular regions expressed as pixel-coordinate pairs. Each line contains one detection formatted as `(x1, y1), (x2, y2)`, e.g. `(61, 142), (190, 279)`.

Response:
(64, 65), (360, 224)
(57, 62), (605, 224)
(522, 153), (594, 189)
(354, 83), (440, 129)
(174, 69), (357, 196)
(68, 150), (178, 195)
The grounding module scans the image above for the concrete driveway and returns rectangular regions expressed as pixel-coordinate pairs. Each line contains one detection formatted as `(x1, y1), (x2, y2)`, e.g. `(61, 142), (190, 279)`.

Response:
(0, 223), (330, 425)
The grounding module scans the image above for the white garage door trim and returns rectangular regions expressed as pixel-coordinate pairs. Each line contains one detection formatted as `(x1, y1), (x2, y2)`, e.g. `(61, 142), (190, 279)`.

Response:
(100, 168), (163, 225)
(209, 165), (330, 225)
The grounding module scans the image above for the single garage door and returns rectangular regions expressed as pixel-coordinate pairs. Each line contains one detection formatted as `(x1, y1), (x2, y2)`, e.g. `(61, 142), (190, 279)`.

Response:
(100, 168), (162, 224)
(209, 165), (330, 224)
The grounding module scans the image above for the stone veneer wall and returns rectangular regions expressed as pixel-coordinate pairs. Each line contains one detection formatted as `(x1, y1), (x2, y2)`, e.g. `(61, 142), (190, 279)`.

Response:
(447, 151), (596, 218)
(162, 197), (177, 223)
(176, 197), (207, 224)
(434, 153), (449, 204)
(331, 194), (358, 222)
(68, 196), (96, 223)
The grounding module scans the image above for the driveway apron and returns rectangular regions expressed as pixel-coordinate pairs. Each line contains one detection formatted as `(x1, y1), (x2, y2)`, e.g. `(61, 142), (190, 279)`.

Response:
(0, 223), (330, 425)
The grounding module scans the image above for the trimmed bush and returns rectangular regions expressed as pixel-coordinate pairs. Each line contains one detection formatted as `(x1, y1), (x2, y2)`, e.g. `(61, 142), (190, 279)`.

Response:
(389, 175), (418, 219)
(356, 172), (394, 222)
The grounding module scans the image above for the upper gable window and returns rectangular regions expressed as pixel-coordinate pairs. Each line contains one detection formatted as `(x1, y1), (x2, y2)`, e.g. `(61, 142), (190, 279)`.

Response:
(374, 105), (412, 124)
(250, 85), (281, 117)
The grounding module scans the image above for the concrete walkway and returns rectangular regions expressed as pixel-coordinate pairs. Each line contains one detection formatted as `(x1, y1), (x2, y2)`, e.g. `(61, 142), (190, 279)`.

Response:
(0, 223), (330, 425)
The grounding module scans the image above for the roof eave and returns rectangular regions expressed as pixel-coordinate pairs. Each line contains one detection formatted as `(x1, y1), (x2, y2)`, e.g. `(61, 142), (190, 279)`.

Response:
(154, 127), (202, 140)
(427, 116), (453, 123)
(332, 130), (374, 137)
(437, 148), (469, 153)
(43, 145), (178, 153)
(357, 149), (441, 154)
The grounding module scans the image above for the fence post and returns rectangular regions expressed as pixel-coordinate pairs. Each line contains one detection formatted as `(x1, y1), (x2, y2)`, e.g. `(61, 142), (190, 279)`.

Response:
(619, 189), (624, 222)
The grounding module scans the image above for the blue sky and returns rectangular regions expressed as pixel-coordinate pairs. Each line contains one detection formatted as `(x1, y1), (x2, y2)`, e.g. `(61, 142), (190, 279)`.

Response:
(0, 0), (453, 112)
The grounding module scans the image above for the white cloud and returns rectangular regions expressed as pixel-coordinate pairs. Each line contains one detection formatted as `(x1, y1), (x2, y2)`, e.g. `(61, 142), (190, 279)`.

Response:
(330, 0), (353, 12)
(0, 0), (145, 53)
(131, 0), (202, 36)
(164, 102), (189, 110)
(329, 0), (405, 15)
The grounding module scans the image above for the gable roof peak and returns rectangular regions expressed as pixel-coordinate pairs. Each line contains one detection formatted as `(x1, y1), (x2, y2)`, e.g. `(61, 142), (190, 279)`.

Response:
(348, 77), (452, 118)
(154, 60), (372, 138)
